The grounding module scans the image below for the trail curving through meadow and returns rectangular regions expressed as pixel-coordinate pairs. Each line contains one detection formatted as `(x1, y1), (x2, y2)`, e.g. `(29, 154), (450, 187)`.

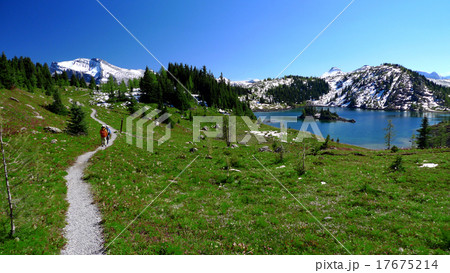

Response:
(61, 109), (116, 255)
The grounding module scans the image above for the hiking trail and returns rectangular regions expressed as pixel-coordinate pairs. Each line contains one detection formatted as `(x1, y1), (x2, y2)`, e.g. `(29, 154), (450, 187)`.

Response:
(61, 108), (116, 255)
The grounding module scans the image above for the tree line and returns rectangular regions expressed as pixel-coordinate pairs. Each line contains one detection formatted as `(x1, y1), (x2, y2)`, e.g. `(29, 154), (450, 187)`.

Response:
(267, 76), (330, 105)
(139, 63), (254, 117)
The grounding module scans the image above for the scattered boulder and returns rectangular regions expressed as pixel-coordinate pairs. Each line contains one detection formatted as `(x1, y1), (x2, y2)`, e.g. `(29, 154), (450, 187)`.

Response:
(231, 144), (239, 148)
(31, 130), (38, 134)
(44, 126), (62, 133)
(211, 124), (221, 129)
(10, 97), (19, 103)
(20, 127), (27, 132)
(185, 141), (193, 145)
(200, 135), (206, 140)
(205, 155), (213, 159)
(190, 147), (198, 153)
(26, 104), (35, 110)
(258, 146), (272, 152)
(201, 126), (209, 131)
(323, 216), (333, 221)
(274, 146), (283, 153)
(51, 139), (58, 144)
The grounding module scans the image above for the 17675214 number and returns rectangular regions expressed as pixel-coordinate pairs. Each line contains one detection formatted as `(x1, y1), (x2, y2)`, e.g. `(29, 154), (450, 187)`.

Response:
(377, 260), (438, 270)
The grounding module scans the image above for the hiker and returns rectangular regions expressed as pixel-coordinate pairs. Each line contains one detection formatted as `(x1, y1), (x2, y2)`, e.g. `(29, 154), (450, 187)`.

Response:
(106, 126), (112, 145)
(100, 125), (108, 147)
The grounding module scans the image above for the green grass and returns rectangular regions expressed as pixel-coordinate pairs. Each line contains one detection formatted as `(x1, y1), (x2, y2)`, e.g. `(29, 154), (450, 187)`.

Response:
(0, 87), (100, 254)
(84, 106), (449, 254)
(1, 87), (449, 255)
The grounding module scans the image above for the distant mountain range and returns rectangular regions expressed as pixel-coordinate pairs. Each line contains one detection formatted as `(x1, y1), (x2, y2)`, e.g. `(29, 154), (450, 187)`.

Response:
(237, 64), (450, 111)
(50, 57), (449, 111)
(50, 58), (144, 84)
(416, 71), (450, 80)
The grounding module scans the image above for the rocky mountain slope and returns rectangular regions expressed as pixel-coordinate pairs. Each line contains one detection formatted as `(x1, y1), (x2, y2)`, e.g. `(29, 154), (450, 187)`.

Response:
(314, 64), (450, 111)
(50, 58), (144, 84)
(235, 77), (329, 111)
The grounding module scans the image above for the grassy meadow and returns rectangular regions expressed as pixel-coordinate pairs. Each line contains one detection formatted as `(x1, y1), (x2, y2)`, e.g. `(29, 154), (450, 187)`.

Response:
(0, 87), (449, 255)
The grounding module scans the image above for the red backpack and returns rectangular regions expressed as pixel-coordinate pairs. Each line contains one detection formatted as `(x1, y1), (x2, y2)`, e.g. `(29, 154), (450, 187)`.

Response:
(100, 128), (108, 137)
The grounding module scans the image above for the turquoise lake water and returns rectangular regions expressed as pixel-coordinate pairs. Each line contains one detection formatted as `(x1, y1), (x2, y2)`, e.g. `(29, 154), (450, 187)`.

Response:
(254, 107), (450, 149)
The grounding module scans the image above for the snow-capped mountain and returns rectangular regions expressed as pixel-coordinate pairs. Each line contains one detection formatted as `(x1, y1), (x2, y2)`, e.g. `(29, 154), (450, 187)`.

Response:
(50, 58), (144, 84)
(320, 67), (345, 78)
(314, 64), (448, 111)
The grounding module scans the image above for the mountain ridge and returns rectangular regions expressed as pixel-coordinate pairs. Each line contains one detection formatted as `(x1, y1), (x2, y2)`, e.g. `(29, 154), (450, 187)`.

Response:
(50, 58), (144, 84)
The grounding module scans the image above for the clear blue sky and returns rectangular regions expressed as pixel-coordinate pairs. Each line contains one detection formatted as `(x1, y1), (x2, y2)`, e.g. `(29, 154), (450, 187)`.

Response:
(1, 0), (449, 80)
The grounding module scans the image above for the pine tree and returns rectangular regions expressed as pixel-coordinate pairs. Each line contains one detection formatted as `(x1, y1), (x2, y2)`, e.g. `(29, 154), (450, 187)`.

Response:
(79, 77), (87, 88)
(0, 52), (13, 89)
(417, 116), (431, 149)
(139, 67), (158, 103)
(61, 71), (69, 86)
(66, 103), (88, 135)
(89, 76), (96, 90)
(384, 119), (395, 149)
(118, 81), (128, 101)
(127, 79), (134, 93)
(127, 96), (138, 114)
(41, 63), (53, 90)
(70, 74), (79, 87)
(48, 89), (68, 115)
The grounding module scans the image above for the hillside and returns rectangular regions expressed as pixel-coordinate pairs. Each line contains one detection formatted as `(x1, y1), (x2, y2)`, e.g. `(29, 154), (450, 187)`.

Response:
(236, 76), (329, 111)
(315, 64), (450, 111)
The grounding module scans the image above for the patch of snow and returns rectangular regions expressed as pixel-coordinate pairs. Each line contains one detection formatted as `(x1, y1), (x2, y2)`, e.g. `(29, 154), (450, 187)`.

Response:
(419, 163), (438, 168)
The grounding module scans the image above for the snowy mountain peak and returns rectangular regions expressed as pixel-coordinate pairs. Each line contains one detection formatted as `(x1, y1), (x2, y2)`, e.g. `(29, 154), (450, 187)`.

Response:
(354, 65), (371, 72)
(321, 67), (344, 78)
(50, 58), (144, 84)
(314, 64), (447, 111)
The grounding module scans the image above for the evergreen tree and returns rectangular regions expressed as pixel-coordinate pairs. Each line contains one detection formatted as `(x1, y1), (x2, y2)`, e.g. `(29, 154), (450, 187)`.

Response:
(89, 76), (96, 90)
(41, 63), (53, 90)
(127, 79), (134, 92)
(417, 116), (431, 149)
(66, 103), (88, 135)
(0, 52), (13, 89)
(384, 119), (395, 149)
(61, 71), (69, 86)
(139, 67), (159, 103)
(102, 75), (117, 101)
(79, 77), (87, 88)
(118, 81), (128, 101)
(47, 89), (68, 115)
(70, 74), (79, 87)
(127, 96), (138, 114)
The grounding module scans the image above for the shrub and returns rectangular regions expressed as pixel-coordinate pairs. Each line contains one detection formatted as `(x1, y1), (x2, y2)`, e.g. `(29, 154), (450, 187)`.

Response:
(391, 145), (399, 153)
(320, 134), (330, 150)
(389, 155), (404, 172)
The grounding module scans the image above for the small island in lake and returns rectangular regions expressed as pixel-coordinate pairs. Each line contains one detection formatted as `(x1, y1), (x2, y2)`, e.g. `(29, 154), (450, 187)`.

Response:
(298, 106), (356, 123)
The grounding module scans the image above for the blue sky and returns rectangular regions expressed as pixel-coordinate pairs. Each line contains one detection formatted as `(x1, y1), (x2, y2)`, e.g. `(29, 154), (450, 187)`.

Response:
(1, 0), (449, 80)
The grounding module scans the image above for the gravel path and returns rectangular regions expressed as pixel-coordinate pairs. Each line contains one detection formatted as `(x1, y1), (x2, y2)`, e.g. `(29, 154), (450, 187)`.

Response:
(61, 109), (117, 255)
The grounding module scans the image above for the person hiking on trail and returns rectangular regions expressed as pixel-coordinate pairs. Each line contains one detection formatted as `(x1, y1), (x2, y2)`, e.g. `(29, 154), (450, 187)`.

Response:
(106, 125), (112, 145)
(100, 125), (108, 147)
